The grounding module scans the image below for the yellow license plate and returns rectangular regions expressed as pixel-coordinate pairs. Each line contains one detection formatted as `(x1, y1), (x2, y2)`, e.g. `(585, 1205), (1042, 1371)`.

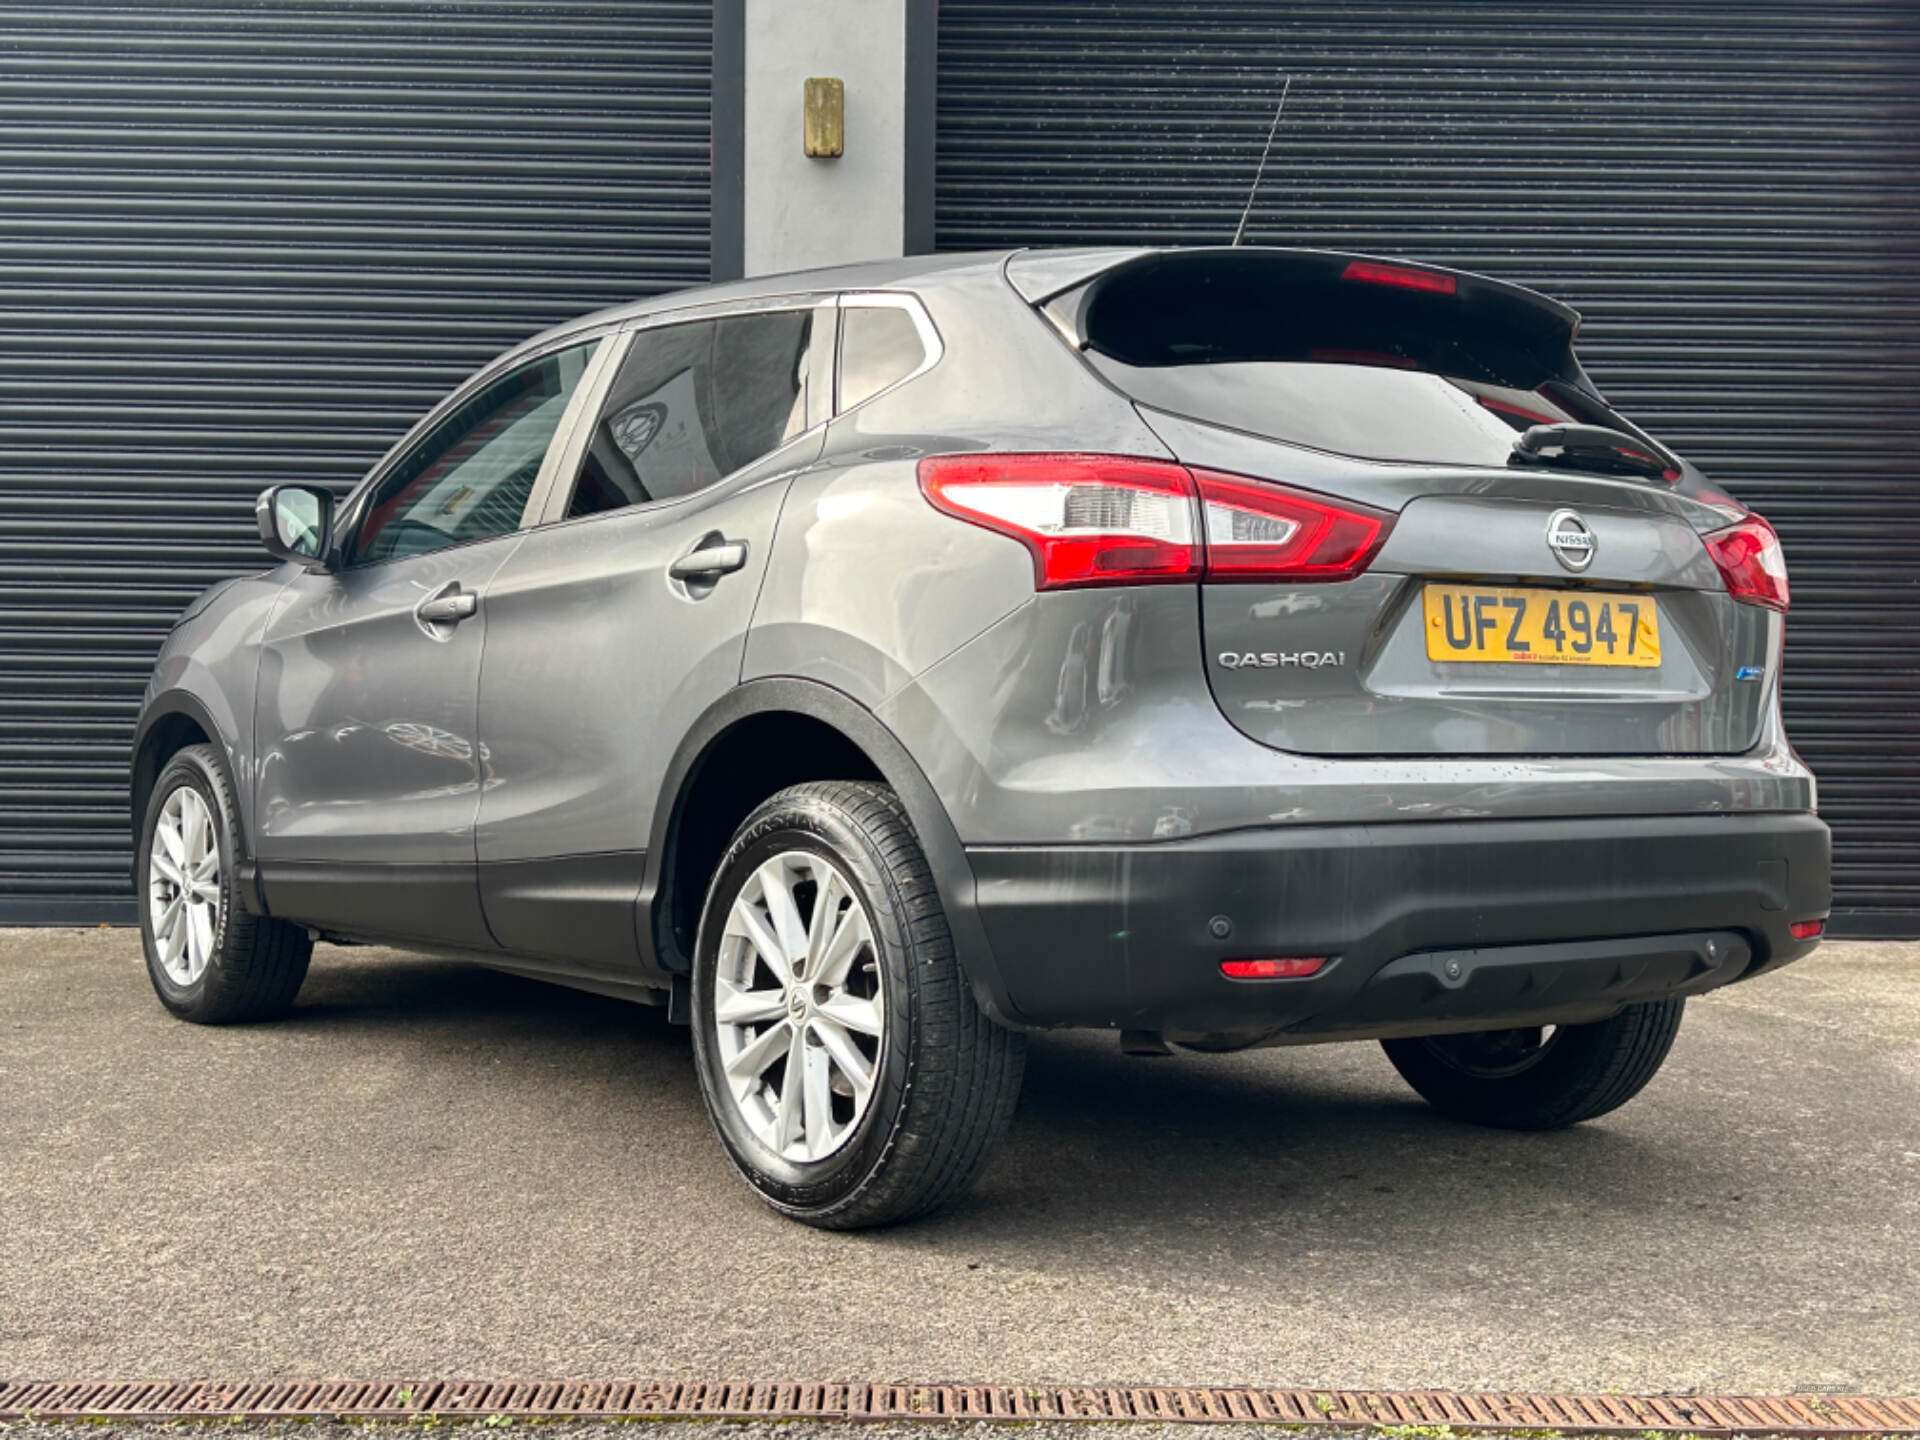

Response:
(1422, 584), (1661, 667)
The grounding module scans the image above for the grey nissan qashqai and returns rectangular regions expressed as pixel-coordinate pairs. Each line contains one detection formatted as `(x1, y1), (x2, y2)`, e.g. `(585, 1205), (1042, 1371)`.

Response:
(133, 246), (1830, 1228)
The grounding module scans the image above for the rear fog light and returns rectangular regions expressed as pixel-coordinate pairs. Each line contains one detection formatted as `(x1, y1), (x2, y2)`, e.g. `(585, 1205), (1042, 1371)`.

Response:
(1220, 957), (1326, 980)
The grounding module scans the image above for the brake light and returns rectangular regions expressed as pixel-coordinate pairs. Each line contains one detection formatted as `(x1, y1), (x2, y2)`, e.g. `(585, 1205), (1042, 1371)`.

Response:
(1790, 919), (1826, 941)
(919, 454), (1393, 589)
(1195, 472), (1392, 581)
(917, 453), (1198, 590)
(1221, 957), (1326, 980)
(1341, 259), (1457, 295)
(1703, 514), (1789, 612)
(1478, 396), (1562, 427)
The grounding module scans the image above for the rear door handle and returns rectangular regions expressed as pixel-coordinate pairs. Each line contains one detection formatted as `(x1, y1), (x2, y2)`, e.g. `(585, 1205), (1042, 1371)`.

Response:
(668, 538), (749, 581)
(416, 588), (478, 624)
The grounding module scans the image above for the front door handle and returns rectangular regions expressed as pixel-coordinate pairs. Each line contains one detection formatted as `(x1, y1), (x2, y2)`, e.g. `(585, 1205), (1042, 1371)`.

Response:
(668, 538), (749, 581)
(416, 588), (478, 624)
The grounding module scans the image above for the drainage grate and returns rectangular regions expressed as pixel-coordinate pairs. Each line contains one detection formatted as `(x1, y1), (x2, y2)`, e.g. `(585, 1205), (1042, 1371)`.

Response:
(0, 1381), (1917, 1434)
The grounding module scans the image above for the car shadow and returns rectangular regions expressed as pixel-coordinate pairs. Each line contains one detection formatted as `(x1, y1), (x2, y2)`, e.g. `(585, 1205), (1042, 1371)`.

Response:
(284, 949), (679, 1035)
(895, 1027), (1717, 1269)
(277, 948), (1712, 1258)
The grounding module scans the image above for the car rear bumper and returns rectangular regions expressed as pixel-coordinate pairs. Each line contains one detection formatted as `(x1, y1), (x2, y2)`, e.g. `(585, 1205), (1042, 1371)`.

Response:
(961, 811), (1830, 1042)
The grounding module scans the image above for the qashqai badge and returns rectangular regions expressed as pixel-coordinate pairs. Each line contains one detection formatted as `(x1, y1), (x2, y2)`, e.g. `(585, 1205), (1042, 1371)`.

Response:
(1546, 508), (1596, 572)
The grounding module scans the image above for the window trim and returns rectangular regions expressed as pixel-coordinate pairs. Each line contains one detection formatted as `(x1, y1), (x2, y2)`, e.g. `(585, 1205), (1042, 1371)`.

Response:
(832, 291), (943, 415)
(331, 330), (612, 571)
(533, 296), (838, 528)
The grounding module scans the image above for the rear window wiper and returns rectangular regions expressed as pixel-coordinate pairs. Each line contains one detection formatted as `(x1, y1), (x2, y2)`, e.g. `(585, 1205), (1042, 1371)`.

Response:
(1510, 423), (1676, 482)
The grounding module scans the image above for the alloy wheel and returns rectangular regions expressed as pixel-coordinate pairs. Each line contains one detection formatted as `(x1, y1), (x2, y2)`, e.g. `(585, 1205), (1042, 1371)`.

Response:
(712, 849), (885, 1164)
(148, 784), (222, 986)
(1422, 1024), (1562, 1079)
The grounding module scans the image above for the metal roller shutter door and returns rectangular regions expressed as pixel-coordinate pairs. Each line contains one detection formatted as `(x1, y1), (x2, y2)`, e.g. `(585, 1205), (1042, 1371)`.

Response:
(936, 1), (1920, 937)
(0, 1), (711, 923)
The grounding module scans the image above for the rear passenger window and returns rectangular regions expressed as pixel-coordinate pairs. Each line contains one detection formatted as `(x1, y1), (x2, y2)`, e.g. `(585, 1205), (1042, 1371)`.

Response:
(837, 303), (926, 410)
(566, 308), (816, 519)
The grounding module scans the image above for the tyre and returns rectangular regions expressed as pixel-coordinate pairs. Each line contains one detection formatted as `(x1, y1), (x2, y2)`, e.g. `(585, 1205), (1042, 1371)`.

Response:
(1381, 999), (1685, 1131)
(690, 780), (1025, 1229)
(138, 743), (313, 1024)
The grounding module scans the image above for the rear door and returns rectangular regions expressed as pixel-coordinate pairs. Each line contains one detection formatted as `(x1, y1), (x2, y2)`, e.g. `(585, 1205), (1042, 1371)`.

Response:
(1054, 249), (1778, 757)
(472, 300), (831, 976)
(254, 338), (604, 944)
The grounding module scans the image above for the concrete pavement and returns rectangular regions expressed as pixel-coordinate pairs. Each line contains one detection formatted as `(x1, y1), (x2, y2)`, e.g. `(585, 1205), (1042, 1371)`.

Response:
(1, 928), (1915, 1391)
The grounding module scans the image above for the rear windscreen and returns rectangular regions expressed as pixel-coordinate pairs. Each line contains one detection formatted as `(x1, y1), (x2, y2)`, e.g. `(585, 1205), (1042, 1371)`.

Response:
(1070, 251), (1644, 468)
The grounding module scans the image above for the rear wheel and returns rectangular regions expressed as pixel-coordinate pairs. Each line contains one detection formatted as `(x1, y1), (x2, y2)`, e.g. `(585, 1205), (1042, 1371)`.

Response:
(1381, 999), (1684, 1130)
(139, 743), (312, 1024)
(690, 780), (1025, 1229)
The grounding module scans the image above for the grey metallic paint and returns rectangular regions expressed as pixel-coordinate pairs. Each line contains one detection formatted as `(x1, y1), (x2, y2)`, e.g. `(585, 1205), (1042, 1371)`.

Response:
(254, 537), (523, 870)
(133, 245), (1824, 1034)
(883, 585), (1808, 847)
(476, 448), (813, 866)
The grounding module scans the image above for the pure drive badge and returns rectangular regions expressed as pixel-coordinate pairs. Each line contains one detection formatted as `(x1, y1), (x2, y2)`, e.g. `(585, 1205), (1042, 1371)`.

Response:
(1218, 651), (1346, 669)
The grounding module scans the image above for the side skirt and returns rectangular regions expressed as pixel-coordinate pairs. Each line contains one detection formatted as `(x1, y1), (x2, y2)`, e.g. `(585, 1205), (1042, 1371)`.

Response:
(259, 853), (661, 984)
(260, 860), (496, 951)
(477, 851), (653, 975)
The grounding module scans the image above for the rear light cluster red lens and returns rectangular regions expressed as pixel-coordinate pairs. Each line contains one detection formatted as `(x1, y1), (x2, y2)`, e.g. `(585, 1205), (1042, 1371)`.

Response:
(1790, 918), (1826, 941)
(1220, 957), (1326, 980)
(1703, 514), (1790, 613)
(918, 453), (1393, 591)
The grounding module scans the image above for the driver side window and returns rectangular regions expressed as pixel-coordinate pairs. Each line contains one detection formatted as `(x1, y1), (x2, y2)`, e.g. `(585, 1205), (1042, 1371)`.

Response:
(346, 340), (597, 566)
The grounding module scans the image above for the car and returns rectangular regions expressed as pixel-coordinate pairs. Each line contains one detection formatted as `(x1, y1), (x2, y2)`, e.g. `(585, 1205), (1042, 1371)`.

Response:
(132, 245), (1830, 1228)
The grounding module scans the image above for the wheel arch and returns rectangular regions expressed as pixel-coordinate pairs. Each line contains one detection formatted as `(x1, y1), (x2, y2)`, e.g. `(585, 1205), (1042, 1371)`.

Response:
(639, 677), (1021, 1028)
(131, 690), (261, 906)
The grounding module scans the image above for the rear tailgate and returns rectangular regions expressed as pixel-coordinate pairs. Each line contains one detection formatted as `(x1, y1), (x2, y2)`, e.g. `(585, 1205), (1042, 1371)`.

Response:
(1034, 247), (1779, 758)
(1161, 419), (1773, 756)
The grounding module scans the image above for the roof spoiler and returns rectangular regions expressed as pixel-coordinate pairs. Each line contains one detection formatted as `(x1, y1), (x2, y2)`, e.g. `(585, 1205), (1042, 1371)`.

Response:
(1007, 245), (1582, 352)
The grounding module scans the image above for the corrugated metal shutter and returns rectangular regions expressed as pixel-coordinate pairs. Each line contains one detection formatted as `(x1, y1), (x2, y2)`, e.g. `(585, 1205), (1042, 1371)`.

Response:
(0, 1), (711, 922)
(937, 0), (1920, 937)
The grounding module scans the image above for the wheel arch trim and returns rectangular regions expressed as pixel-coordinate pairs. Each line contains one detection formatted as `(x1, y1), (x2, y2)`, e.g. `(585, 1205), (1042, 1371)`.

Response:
(131, 689), (265, 913)
(638, 676), (1022, 1028)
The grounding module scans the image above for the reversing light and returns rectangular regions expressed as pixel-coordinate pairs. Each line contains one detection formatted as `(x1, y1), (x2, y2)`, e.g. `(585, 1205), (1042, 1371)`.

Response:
(1789, 919), (1826, 940)
(1341, 259), (1458, 295)
(917, 453), (1199, 590)
(1196, 472), (1393, 582)
(1703, 514), (1790, 613)
(1220, 957), (1326, 980)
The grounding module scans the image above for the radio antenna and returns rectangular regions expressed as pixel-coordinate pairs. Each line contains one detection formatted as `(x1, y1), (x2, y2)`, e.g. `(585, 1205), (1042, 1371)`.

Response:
(1231, 72), (1293, 247)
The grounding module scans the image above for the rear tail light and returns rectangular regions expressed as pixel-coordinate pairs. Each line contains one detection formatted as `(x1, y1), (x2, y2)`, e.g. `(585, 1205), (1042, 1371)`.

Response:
(917, 453), (1197, 590)
(1195, 472), (1392, 581)
(1221, 957), (1326, 980)
(1703, 514), (1790, 612)
(1790, 918), (1826, 940)
(918, 453), (1392, 590)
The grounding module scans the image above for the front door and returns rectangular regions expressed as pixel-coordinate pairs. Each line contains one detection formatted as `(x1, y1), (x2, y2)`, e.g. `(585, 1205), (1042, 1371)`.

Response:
(473, 303), (831, 976)
(253, 338), (603, 946)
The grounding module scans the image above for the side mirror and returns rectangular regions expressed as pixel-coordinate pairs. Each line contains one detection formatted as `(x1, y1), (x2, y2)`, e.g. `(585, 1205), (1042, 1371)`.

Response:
(256, 484), (335, 570)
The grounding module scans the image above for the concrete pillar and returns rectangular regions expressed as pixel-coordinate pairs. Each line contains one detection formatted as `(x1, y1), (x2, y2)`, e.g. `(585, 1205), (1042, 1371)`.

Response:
(715, 0), (933, 281)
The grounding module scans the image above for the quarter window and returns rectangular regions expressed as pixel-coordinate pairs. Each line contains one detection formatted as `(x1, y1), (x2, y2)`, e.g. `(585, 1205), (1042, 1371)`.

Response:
(347, 341), (597, 565)
(837, 303), (926, 410)
(566, 308), (817, 519)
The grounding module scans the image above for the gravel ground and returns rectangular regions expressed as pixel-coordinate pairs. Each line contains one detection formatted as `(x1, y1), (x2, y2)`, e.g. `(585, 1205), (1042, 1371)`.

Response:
(1, 929), (1916, 1393)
